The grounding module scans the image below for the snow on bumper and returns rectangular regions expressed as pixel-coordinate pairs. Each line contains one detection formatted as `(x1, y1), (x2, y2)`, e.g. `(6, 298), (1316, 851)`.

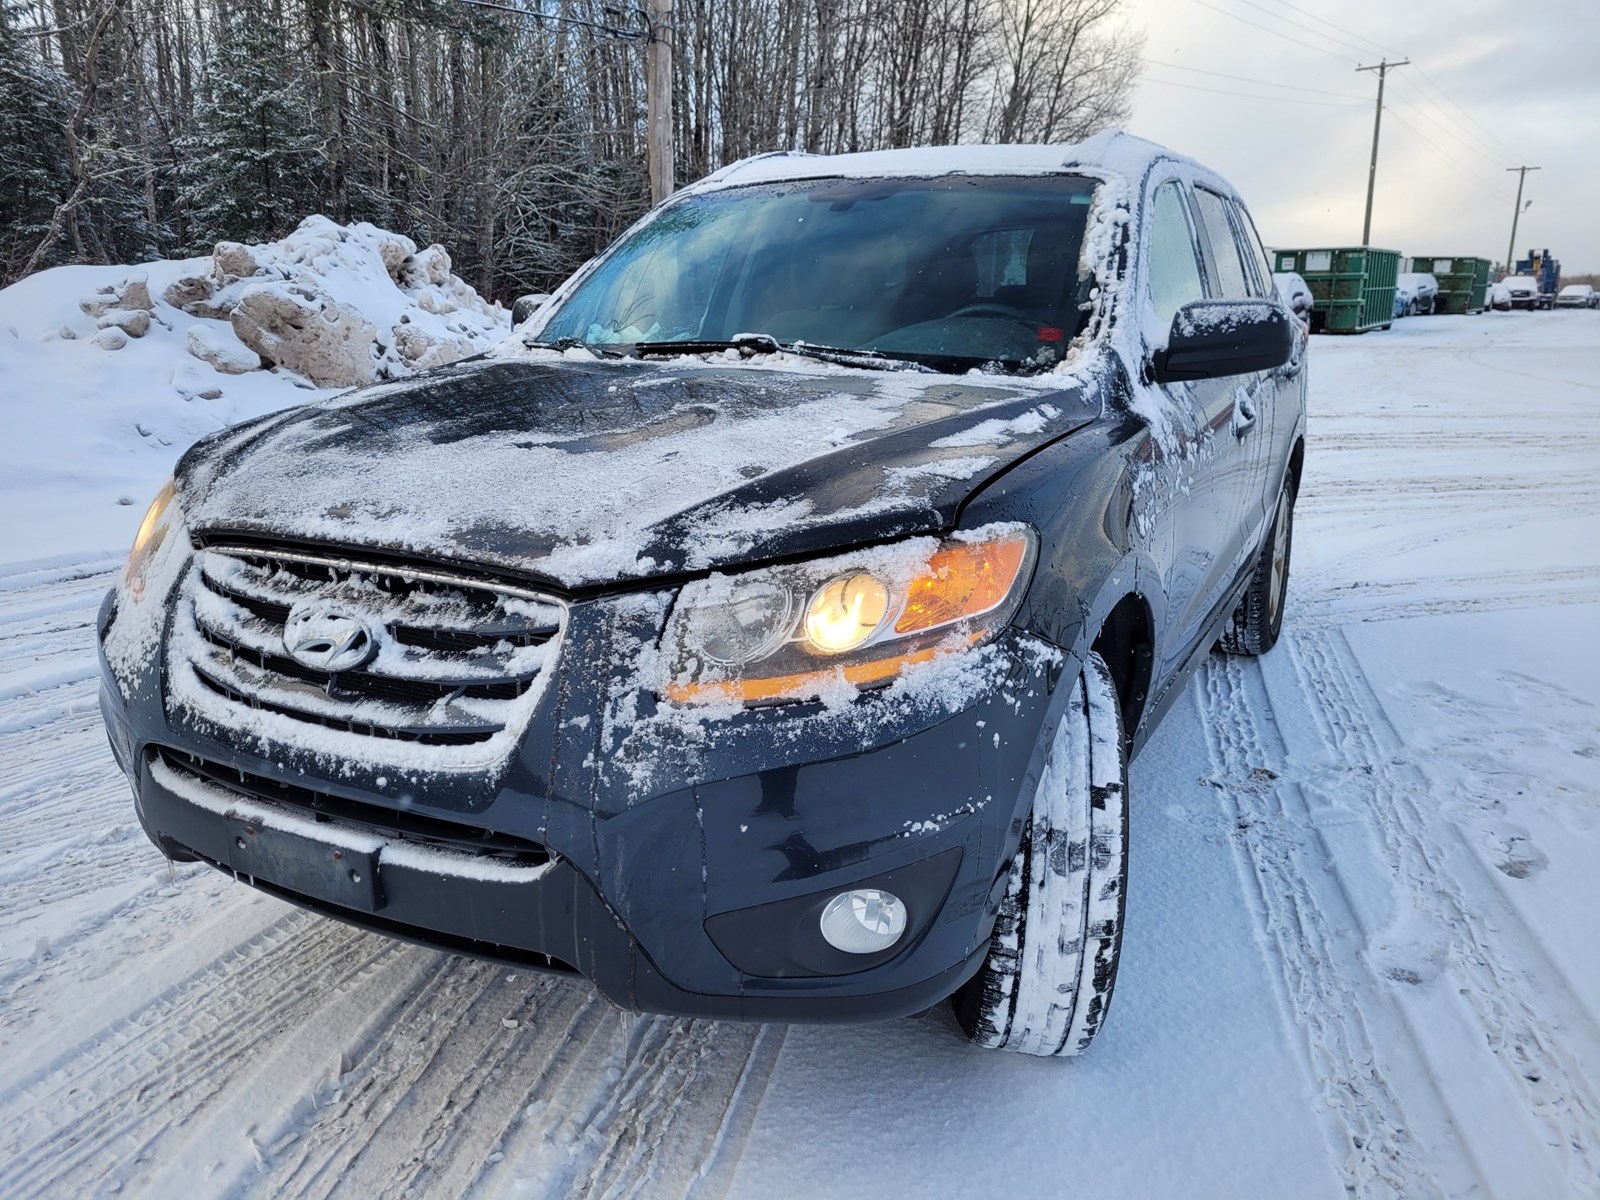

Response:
(102, 577), (1063, 1021)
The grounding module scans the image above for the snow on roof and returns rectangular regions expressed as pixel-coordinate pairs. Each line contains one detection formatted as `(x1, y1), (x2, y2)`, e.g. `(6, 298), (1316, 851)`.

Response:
(687, 130), (1182, 194)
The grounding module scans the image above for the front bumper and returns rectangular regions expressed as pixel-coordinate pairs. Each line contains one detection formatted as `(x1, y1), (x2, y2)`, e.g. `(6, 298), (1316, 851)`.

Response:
(100, 583), (1064, 1023)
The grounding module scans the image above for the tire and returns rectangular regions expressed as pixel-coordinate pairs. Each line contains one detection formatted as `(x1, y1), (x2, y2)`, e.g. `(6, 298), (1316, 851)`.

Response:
(952, 652), (1128, 1058)
(1219, 479), (1295, 656)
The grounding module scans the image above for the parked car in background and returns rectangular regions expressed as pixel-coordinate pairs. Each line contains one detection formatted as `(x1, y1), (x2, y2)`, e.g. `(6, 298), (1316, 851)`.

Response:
(1486, 280), (1512, 311)
(1273, 270), (1313, 329)
(100, 133), (1305, 1059)
(1393, 272), (1439, 317)
(1503, 275), (1543, 310)
(1556, 283), (1598, 309)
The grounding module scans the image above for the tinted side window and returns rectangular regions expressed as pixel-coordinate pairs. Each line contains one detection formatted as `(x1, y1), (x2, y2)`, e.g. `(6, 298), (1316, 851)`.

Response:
(1147, 182), (1205, 331)
(1194, 187), (1250, 300)
(1232, 200), (1275, 297)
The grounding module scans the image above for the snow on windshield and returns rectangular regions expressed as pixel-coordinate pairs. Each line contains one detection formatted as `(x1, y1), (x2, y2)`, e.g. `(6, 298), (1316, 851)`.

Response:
(535, 174), (1098, 374)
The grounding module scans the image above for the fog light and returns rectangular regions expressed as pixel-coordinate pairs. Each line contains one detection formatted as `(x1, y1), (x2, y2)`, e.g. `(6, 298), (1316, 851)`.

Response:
(819, 889), (907, 954)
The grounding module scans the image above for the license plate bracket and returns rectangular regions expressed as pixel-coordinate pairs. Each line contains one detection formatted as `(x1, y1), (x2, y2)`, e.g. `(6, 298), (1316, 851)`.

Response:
(224, 811), (382, 913)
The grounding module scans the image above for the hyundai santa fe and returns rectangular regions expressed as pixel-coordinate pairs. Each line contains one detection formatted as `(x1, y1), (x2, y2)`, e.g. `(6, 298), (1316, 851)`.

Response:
(100, 132), (1306, 1057)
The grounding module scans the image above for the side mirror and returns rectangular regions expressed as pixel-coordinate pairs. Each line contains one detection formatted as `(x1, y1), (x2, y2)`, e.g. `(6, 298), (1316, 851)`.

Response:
(1152, 300), (1294, 382)
(511, 293), (551, 326)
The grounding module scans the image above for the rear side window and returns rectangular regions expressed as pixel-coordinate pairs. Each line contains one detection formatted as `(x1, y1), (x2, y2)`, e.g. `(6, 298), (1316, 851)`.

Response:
(1147, 182), (1205, 331)
(1232, 201), (1276, 297)
(1194, 188), (1251, 300)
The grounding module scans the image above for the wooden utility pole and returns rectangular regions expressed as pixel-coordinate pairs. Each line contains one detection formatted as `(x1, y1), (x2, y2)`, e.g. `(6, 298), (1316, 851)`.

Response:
(646, 0), (674, 206)
(1356, 58), (1407, 246)
(1504, 166), (1540, 275)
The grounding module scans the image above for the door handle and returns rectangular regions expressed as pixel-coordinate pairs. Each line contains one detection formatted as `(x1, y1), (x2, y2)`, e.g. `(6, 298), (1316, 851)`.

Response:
(1231, 393), (1257, 437)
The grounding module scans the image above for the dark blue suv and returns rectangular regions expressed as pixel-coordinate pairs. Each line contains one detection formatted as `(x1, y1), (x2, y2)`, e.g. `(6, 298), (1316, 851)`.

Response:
(99, 132), (1305, 1057)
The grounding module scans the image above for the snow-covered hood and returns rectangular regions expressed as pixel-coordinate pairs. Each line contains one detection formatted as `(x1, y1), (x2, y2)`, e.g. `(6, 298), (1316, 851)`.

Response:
(175, 355), (1103, 590)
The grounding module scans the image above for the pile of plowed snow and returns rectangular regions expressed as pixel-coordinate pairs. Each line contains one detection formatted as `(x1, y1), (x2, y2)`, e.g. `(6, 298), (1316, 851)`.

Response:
(0, 218), (509, 562)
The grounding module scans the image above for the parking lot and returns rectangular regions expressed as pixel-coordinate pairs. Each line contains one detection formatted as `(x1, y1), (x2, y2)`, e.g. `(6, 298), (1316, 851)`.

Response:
(2, 311), (1595, 1198)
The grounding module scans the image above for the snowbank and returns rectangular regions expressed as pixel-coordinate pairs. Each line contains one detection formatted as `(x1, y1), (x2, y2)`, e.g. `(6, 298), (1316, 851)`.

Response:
(0, 219), (508, 563)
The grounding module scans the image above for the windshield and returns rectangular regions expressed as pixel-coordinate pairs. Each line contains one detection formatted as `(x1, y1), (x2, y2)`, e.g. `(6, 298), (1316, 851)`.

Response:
(537, 175), (1099, 373)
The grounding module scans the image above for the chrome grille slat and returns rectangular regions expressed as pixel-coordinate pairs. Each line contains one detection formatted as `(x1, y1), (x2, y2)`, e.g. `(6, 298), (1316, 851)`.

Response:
(177, 546), (565, 749)
(200, 554), (560, 644)
(191, 652), (505, 737)
(191, 586), (541, 692)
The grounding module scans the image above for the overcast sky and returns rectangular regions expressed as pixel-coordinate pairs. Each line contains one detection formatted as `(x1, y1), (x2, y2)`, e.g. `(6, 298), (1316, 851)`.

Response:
(1117, 0), (1600, 274)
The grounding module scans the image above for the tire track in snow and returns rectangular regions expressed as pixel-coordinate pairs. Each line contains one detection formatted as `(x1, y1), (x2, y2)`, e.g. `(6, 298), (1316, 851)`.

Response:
(1291, 567), (1600, 625)
(1299, 476), (1600, 503)
(545, 1017), (778, 1200)
(254, 961), (781, 1200)
(1288, 628), (1600, 1197)
(198, 957), (601, 1198)
(1196, 651), (1451, 1198)
(0, 916), (410, 1199)
(0, 563), (106, 733)
(0, 558), (784, 1199)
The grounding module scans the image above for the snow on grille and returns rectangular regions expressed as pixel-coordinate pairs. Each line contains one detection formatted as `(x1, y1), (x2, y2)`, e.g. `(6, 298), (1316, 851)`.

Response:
(170, 545), (564, 758)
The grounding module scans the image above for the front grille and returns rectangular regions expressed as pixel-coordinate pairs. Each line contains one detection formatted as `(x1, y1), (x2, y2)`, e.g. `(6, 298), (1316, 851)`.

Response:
(175, 545), (565, 749)
(157, 747), (550, 864)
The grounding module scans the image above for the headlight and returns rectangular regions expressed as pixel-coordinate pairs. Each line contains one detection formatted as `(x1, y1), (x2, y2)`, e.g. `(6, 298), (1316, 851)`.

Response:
(123, 477), (179, 598)
(664, 523), (1035, 706)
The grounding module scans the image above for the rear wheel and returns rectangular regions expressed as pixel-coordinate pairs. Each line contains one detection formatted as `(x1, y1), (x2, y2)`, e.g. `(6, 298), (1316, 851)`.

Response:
(1220, 479), (1295, 656)
(952, 652), (1128, 1058)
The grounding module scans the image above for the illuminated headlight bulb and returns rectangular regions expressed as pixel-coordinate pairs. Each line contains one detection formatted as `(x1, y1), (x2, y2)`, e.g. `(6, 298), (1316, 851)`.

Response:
(805, 573), (890, 654)
(819, 889), (907, 954)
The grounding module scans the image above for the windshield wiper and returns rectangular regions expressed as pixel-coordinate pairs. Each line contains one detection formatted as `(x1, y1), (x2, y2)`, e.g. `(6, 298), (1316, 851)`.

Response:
(623, 333), (933, 373)
(520, 335), (625, 357)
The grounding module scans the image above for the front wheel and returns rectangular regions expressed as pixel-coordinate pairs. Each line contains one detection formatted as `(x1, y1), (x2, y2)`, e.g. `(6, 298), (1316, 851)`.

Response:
(1220, 479), (1295, 655)
(952, 652), (1128, 1057)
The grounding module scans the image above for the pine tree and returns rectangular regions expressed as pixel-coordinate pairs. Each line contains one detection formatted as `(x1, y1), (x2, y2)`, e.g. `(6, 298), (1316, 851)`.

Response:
(177, 8), (325, 249)
(0, 15), (73, 281)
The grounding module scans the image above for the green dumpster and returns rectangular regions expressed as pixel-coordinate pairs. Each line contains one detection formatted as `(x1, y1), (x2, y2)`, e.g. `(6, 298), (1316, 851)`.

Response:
(1274, 246), (1401, 333)
(1406, 255), (1490, 315)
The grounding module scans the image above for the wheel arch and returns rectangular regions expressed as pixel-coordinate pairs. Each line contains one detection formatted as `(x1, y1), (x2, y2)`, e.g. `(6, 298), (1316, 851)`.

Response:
(1287, 434), (1306, 498)
(1090, 591), (1156, 742)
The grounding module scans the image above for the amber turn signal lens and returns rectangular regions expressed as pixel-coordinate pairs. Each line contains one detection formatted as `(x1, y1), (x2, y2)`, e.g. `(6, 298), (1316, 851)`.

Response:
(894, 532), (1030, 635)
(664, 637), (980, 706)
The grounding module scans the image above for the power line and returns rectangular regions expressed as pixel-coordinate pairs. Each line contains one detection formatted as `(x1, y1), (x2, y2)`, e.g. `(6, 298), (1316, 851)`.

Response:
(1381, 108), (1515, 201)
(1226, 0), (1377, 58)
(1410, 62), (1522, 163)
(1269, 0), (1392, 56)
(1243, 0), (1521, 169)
(1188, 0), (1357, 64)
(1141, 56), (1367, 100)
(1139, 75), (1367, 109)
(1384, 76), (1510, 174)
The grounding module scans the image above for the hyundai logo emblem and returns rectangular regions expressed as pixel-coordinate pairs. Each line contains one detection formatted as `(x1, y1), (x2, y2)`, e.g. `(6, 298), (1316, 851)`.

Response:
(283, 601), (379, 673)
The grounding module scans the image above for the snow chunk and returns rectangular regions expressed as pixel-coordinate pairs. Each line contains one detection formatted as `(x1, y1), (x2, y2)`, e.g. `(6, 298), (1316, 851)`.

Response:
(0, 218), (509, 560)
(187, 324), (261, 375)
(231, 285), (379, 387)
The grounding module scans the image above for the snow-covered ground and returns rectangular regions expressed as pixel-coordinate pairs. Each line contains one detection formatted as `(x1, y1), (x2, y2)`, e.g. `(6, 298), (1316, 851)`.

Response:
(0, 309), (1596, 1198)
